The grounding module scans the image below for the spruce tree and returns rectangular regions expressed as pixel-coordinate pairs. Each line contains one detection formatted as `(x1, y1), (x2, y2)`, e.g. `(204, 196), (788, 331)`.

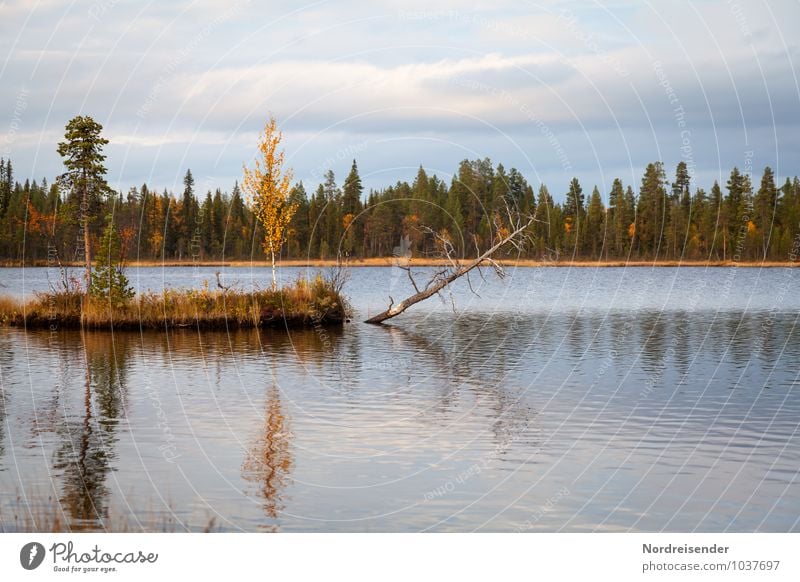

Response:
(342, 160), (363, 216)
(90, 216), (133, 308)
(180, 169), (197, 258)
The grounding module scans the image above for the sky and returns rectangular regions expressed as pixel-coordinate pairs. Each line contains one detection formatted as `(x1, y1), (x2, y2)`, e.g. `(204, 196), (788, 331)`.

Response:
(1, 0), (798, 200)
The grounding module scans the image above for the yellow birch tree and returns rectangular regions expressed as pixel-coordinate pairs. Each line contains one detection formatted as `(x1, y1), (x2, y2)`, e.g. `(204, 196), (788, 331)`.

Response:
(242, 117), (298, 288)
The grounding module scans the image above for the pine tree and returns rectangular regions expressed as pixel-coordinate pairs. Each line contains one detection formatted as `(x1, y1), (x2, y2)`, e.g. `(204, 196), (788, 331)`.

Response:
(608, 178), (628, 256)
(507, 168), (529, 211)
(563, 177), (584, 253)
(693, 187), (708, 258)
(200, 191), (213, 257)
(636, 162), (667, 257)
(668, 162), (692, 258)
(210, 189), (225, 257)
(287, 182), (310, 258)
(56, 116), (111, 286)
(725, 167), (753, 257)
(0, 157), (10, 217)
(708, 181), (724, 260)
(586, 186), (605, 258)
(672, 161), (691, 200)
(159, 189), (177, 258)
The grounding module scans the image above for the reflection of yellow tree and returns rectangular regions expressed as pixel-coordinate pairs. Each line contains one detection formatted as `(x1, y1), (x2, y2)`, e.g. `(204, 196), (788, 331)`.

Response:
(241, 383), (292, 522)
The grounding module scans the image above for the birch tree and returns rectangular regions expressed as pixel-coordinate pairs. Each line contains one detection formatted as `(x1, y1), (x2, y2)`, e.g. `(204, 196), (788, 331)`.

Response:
(243, 117), (297, 288)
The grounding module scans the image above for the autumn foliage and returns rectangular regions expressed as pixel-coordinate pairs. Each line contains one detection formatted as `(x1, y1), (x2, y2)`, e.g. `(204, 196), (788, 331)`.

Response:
(242, 117), (298, 287)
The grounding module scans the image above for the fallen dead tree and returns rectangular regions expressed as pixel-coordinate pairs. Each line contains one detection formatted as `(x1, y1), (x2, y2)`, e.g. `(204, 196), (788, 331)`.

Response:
(365, 206), (535, 324)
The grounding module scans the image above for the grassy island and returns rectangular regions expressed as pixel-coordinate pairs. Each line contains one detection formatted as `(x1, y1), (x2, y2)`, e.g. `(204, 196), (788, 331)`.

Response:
(0, 275), (349, 331)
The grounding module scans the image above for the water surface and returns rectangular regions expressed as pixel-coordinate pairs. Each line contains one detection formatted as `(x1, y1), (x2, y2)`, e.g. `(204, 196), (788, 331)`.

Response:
(1, 266), (798, 531)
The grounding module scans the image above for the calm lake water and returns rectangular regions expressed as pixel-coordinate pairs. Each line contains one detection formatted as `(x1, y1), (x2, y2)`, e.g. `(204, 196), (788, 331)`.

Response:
(1, 265), (799, 532)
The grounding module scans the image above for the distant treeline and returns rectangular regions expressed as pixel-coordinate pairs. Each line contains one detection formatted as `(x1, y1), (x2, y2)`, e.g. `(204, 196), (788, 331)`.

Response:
(1, 156), (799, 264)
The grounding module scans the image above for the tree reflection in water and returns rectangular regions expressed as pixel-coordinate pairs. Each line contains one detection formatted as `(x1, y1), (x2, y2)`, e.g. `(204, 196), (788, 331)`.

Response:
(241, 380), (292, 530)
(51, 331), (128, 530)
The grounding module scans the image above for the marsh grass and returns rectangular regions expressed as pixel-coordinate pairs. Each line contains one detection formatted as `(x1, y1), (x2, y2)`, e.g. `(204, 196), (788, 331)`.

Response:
(0, 274), (349, 330)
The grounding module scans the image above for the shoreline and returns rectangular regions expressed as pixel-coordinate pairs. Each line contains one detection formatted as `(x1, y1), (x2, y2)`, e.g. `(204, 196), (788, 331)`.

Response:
(2, 258), (798, 268)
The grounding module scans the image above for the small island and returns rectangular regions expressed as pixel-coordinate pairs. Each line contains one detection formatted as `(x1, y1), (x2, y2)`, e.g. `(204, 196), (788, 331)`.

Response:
(0, 116), (349, 330)
(0, 274), (349, 331)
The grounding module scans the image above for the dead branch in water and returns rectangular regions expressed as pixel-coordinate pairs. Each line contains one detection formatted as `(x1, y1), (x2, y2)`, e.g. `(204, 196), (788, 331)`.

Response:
(365, 203), (535, 324)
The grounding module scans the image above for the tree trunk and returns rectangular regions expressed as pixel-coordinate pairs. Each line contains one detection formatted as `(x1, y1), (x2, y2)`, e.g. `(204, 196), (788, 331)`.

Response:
(270, 248), (277, 290)
(83, 182), (91, 289)
(365, 218), (533, 324)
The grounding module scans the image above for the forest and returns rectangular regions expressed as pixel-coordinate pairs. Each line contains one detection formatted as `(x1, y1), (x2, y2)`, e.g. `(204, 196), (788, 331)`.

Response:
(1, 155), (798, 265)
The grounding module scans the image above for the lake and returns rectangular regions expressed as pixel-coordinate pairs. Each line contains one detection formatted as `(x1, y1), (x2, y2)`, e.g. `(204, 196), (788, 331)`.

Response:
(1, 265), (799, 531)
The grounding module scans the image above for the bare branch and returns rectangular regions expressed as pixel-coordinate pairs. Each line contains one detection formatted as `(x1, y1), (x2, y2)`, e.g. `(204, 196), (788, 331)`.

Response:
(465, 271), (481, 297)
(365, 213), (535, 324)
(484, 257), (506, 279)
(399, 264), (421, 294)
(326, 255), (351, 294)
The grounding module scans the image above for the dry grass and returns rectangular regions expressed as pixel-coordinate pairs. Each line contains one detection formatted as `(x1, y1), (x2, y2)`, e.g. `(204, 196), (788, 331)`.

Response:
(0, 274), (349, 330)
(0, 295), (19, 318)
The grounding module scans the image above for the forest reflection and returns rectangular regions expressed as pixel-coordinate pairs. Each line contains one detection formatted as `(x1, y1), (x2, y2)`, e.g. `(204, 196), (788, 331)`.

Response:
(2, 304), (798, 532)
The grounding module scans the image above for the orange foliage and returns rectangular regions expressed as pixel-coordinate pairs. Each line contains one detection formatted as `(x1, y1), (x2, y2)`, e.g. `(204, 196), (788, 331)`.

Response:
(402, 214), (420, 232)
(149, 231), (164, 256)
(119, 226), (135, 260)
(494, 217), (510, 243)
(25, 202), (54, 235)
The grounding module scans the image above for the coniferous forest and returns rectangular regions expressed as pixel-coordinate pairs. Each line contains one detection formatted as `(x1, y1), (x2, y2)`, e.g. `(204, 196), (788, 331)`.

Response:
(1, 154), (798, 264)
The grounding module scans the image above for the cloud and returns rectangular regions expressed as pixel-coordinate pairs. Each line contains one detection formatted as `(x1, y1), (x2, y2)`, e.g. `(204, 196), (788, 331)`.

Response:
(1, 0), (798, 196)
